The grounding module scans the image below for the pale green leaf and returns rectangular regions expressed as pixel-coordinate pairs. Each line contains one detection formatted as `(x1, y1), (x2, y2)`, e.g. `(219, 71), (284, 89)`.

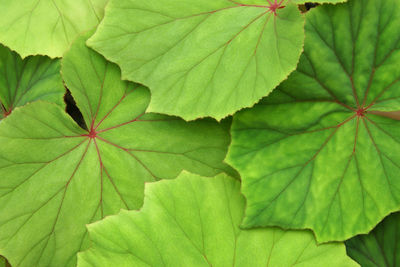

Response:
(0, 33), (233, 267)
(0, 44), (64, 119)
(78, 172), (357, 267)
(87, 0), (304, 120)
(346, 212), (400, 267)
(0, 0), (108, 58)
(226, 0), (400, 242)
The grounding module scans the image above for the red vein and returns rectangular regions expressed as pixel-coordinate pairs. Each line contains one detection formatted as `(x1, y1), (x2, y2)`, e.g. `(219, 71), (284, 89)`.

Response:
(254, 12), (271, 55)
(361, 68), (376, 108)
(296, 67), (356, 112)
(4, 184), (68, 247)
(307, 21), (361, 109)
(96, 112), (145, 134)
(251, 114), (356, 220)
(93, 139), (104, 217)
(237, 113), (357, 158)
(365, 76), (400, 110)
(1, 139), (88, 198)
(350, 76), (360, 108)
(228, 0), (269, 8)
(33, 140), (91, 265)
(362, 118), (396, 200)
(0, 103), (9, 117)
(93, 89), (127, 130)
(96, 136), (159, 181)
(102, 165), (130, 209)
(107, 3), (269, 41)
(69, 63), (95, 120)
(361, 3), (381, 108)
(91, 62), (109, 130)
(164, 9), (269, 90)
(353, 116), (361, 153)
(253, 115), (356, 219)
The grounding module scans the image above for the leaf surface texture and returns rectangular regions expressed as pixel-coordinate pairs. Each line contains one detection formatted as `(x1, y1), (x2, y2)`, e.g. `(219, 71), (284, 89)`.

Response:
(227, 0), (400, 242)
(346, 212), (400, 267)
(0, 44), (64, 119)
(88, 0), (304, 120)
(78, 172), (357, 267)
(0, 0), (108, 58)
(0, 33), (233, 267)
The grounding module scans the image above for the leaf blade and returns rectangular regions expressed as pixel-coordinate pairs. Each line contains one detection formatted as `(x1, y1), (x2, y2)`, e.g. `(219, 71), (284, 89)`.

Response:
(88, 0), (305, 120)
(0, 33), (233, 267)
(0, 0), (108, 58)
(0, 44), (64, 119)
(78, 172), (358, 267)
(227, 0), (400, 242)
(346, 212), (400, 267)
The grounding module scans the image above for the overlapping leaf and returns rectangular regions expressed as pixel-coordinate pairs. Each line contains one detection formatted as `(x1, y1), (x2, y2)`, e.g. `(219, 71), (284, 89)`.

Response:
(0, 0), (108, 58)
(0, 33), (233, 267)
(88, 0), (305, 120)
(346, 212), (400, 267)
(227, 0), (400, 242)
(0, 44), (64, 119)
(78, 172), (357, 267)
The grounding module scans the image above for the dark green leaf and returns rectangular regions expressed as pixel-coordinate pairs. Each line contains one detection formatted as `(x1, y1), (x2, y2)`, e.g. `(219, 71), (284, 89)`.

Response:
(346, 212), (400, 267)
(227, 0), (400, 242)
(0, 44), (64, 119)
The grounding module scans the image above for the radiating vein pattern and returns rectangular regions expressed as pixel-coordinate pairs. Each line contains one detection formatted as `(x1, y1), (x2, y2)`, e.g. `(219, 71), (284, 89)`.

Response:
(88, 0), (304, 120)
(227, 0), (400, 242)
(77, 173), (357, 267)
(0, 33), (233, 267)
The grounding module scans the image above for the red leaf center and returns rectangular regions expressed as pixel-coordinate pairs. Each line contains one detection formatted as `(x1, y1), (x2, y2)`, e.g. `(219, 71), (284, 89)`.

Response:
(267, 0), (285, 15)
(356, 108), (365, 117)
(3, 109), (12, 117)
(88, 128), (98, 139)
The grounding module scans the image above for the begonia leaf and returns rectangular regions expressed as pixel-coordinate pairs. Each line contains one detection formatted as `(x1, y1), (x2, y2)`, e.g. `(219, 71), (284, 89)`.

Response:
(0, 44), (64, 119)
(0, 33), (233, 267)
(346, 212), (400, 267)
(87, 0), (305, 120)
(227, 0), (400, 242)
(0, 0), (108, 58)
(78, 172), (358, 267)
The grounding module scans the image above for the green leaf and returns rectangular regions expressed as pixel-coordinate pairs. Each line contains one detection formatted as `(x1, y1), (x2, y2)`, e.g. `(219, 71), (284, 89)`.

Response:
(226, 0), (400, 242)
(346, 212), (400, 267)
(87, 0), (305, 120)
(0, 257), (10, 267)
(0, 33), (233, 267)
(0, 0), (108, 58)
(78, 172), (357, 267)
(0, 44), (64, 120)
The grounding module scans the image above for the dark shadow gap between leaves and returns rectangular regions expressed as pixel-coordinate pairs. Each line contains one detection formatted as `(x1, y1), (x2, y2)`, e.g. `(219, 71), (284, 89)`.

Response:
(64, 87), (87, 130)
